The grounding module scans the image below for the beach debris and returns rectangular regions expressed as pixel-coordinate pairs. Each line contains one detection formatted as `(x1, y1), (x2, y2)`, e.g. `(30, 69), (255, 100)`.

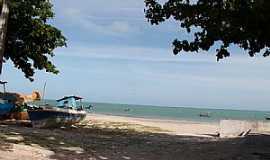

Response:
(219, 120), (257, 138)
(60, 146), (84, 154)
(238, 129), (251, 137)
(0, 91), (40, 120)
(0, 91), (41, 105)
(122, 156), (131, 160)
(98, 155), (108, 160)
(0, 81), (41, 120)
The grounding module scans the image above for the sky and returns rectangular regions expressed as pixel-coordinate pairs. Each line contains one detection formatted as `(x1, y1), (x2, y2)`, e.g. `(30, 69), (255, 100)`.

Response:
(1, 0), (270, 111)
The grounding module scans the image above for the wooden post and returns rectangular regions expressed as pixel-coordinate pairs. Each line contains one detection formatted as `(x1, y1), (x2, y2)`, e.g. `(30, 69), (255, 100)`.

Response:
(3, 81), (5, 92)
(0, 80), (7, 92)
(42, 81), (47, 105)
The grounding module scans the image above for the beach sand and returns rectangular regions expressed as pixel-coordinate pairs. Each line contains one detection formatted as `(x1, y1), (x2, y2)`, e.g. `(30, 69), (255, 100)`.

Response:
(85, 113), (219, 136)
(1, 113), (270, 160)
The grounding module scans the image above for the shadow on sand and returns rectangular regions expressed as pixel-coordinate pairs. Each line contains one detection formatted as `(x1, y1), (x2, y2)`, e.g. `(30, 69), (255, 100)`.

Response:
(1, 123), (270, 160)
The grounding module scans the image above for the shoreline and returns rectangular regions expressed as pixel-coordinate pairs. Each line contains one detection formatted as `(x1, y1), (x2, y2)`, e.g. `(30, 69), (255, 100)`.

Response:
(86, 113), (220, 136)
(87, 111), (229, 124)
(87, 113), (219, 125)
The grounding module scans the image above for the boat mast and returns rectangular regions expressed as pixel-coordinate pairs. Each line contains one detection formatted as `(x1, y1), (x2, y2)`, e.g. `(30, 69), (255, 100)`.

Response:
(42, 81), (47, 104)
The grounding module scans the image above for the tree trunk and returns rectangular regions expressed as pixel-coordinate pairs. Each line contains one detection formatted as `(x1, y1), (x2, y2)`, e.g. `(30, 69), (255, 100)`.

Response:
(0, 0), (9, 74)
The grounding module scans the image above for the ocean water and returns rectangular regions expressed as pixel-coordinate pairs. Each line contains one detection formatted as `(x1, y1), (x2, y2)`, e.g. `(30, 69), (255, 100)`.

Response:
(32, 100), (270, 123)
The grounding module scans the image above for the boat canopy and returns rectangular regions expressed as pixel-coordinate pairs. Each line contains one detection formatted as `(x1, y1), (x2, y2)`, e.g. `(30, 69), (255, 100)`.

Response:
(56, 96), (83, 109)
(56, 96), (83, 102)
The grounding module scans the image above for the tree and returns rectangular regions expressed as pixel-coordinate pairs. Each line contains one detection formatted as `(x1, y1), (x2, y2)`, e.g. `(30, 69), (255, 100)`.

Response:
(0, 0), (9, 74)
(144, 0), (270, 60)
(0, 0), (66, 81)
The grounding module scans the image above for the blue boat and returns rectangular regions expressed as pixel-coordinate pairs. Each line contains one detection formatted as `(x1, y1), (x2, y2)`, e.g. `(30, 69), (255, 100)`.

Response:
(28, 96), (87, 128)
(0, 100), (15, 118)
(0, 93), (16, 118)
(0, 81), (15, 118)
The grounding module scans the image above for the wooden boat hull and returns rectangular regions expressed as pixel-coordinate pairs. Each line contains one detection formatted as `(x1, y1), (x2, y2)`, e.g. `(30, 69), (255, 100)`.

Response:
(10, 111), (29, 120)
(28, 109), (86, 128)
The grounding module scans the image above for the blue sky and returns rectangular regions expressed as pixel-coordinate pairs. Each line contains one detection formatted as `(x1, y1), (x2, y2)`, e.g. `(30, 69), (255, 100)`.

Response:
(2, 0), (270, 111)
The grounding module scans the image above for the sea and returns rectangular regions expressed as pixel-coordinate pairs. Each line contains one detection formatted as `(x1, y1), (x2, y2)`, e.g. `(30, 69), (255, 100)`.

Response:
(32, 100), (270, 123)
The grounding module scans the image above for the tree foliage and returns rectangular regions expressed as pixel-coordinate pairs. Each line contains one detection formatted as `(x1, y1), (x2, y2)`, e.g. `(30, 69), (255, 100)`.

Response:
(2, 0), (66, 81)
(144, 0), (270, 60)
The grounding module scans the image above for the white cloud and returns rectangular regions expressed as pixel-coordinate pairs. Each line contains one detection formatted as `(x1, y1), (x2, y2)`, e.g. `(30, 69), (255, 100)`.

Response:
(58, 7), (141, 36)
(52, 0), (147, 35)
(110, 21), (132, 33)
(54, 44), (217, 63)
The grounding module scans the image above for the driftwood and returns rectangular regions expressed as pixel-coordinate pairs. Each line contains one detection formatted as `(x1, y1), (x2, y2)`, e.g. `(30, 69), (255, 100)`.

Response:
(219, 120), (255, 138)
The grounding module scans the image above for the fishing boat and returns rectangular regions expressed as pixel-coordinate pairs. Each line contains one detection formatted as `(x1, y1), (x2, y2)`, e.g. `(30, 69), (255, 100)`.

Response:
(199, 112), (211, 118)
(0, 97), (15, 118)
(28, 96), (87, 128)
(0, 81), (15, 118)
(265, 117), (270, 120)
